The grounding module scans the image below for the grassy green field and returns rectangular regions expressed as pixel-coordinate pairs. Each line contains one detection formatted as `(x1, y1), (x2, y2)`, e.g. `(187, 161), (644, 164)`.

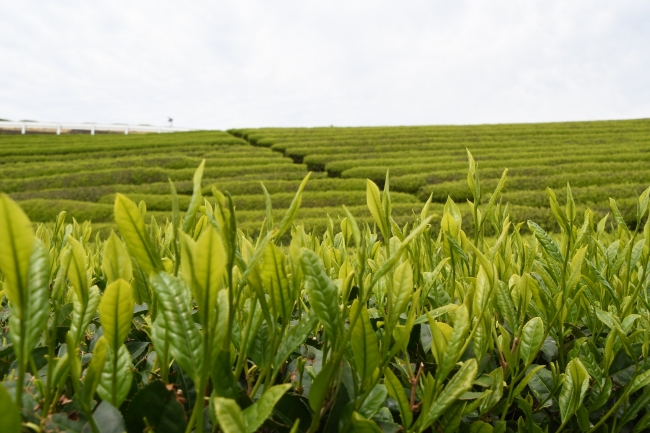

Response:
(2, 118), (649, 234)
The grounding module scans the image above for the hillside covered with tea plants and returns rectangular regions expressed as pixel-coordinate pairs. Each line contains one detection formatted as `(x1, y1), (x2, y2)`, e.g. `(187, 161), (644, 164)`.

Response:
(232, 118), (650, 231)
(2, 118), (650, 235)
(0, 130), (421, 235)
(1, 156), (650, 432)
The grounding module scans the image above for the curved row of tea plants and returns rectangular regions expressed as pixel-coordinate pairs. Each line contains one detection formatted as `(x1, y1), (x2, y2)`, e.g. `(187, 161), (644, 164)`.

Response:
(0, 131), (422, 234)
(232, 118), (650, 228)
(1, 157), (650, 432)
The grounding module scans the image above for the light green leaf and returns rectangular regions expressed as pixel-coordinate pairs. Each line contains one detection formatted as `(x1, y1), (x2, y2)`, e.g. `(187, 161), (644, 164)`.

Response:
(420, 359), (478, 432)
(630, 367), (650, 394)
(276, 172), (311, 239)
(82, 336), (109, 406)
(519, 317), (544, 366)
(370, 215), (434, 288)
(273, 310), (318, 369)
(548, 188), (570, 233)
(211, 289), (230, 359)
(343, 206), (361, 249)
(384, 368), (412, 429)
(114, 193), (162, 275)
(351, 300), (380, 387)
(102, 232), (133, 284)
(242, 384), (291, 433)
(62, 236), (89, 305)
(609, 197), (630, 235)
(263, 243), (293, 322)
(467, 243), (495, 286)
(69, 285), (100, 347)
(150, 271), (203, 380)
(301, 249), (340, 345)
(6, 239), (50, 372)
(437, 304), (469, 383)
(566, 246), (588, 291)
(559, 358), (590, 423)
(214, 397), (247, 433)
(182, 159), (205, 233)
(513, 365), (546, 398)
(99, 279), (135, 351)
(481, 169), (508, 225)
(97, 344), (133, 407)
(469, 420), (493, 433)
(480, 367), (503, 414)
(367, 179), (388, 239)
(351, 412), (383, 433)
(359, 384), (387, 419)
(388, 261), (413, 333)
(0, 193), (34, 308)
(472, 266), (491, 317)
(182, 227), (226, 327)
(0, 382), (21, 432)
(527, 221), (563, 264)
(308, 360), (336, 413)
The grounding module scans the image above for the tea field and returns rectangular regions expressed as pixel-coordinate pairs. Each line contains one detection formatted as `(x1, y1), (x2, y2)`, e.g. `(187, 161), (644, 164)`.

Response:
(2, 118), (650, 235)
(232, 118), (650, 231)
(0, 130), (421, 235)
(2, 121), (650, 432)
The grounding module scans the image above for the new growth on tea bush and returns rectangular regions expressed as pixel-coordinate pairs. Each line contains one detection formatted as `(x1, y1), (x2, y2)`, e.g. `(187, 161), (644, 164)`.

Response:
(1, 151), (650, 433)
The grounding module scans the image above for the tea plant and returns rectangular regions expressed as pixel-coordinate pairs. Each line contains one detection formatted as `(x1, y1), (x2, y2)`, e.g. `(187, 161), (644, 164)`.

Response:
(1, 152), (650, 432)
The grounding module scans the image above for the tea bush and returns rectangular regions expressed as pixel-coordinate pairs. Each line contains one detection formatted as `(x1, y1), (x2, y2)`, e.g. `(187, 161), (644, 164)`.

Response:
(1, 154), (650, 433)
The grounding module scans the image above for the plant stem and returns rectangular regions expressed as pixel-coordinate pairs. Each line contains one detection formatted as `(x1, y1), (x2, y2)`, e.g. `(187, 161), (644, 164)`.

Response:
(15, 364), (24, 410)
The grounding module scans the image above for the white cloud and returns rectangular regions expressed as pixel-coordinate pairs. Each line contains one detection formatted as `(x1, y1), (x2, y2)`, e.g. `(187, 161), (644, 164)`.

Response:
(0, 0), (648, 129)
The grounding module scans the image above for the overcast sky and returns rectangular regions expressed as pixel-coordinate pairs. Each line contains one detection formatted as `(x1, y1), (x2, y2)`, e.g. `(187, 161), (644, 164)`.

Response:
(0, 1), (648, 130)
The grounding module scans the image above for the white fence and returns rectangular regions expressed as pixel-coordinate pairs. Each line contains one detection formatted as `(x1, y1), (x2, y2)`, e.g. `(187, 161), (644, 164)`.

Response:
(0, 121), (193, 135)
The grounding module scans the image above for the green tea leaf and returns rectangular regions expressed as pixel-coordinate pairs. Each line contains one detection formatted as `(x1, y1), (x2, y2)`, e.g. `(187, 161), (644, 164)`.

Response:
(263, 243), (293, 322)
(276, 172), (311, 239)
(513, 365), (546, 399)
(519, 317), (544, 366)
(81, 336), (109, 406)
(367, 179), (388, 239)
(527, 221), (563, 264)
(609, 197), (630, 235)
(114, 193), (162, 274)
(387, 261), (413, 333)
(214, 397), (247, 433)
(351, 300), (380, 387)
(301, 249), (340, 345)
(0, 382), (21, 431)
(566, 246), (588, 292)
(308, 359), (336, 413)
(91, 401), (126, 433)
(437, 304), (469, 383)
(359, 384), (387, 419)
(7, 239), (50, 372)
(97, 344), (133, 407)
(150, 271), (203, 380)
(351, 412), (384, 433)
(69, 285), (100, 346)
(559, 358), (590, 423)
(102, 232), (133, 284)
(420, 359), (478, 432)
(99, 279), (135, 352)
(273, 310), (318, 370)
(187, 227), (226, 326)
(242, 384), (291, 433)
(0, 193), (34, 309)
(384, 368), (412, 429)
(182, 159), (205, 234)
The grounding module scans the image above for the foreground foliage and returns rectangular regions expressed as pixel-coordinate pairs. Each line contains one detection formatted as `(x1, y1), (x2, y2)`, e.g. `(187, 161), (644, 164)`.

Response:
(1, 153), (650, 433)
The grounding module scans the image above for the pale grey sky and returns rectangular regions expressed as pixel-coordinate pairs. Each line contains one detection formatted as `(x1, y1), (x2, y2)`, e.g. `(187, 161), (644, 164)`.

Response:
(0, 1), (648, 129)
